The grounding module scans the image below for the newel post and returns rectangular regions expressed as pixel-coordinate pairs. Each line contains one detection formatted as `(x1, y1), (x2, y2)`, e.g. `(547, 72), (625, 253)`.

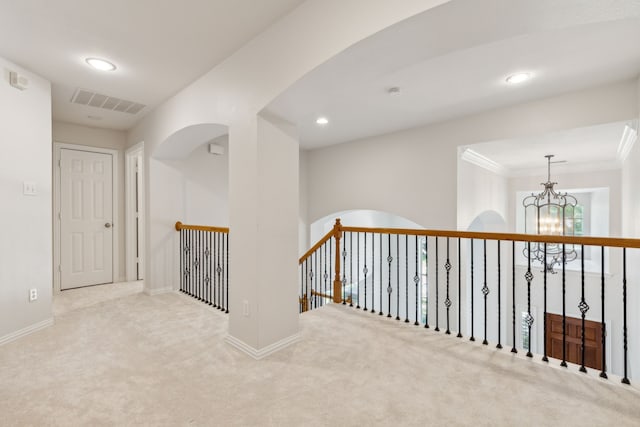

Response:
(333, 218), (343, 303)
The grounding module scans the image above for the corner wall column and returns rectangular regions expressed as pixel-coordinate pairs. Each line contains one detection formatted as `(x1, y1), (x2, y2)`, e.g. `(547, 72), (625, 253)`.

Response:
(226, 113), (300, 358)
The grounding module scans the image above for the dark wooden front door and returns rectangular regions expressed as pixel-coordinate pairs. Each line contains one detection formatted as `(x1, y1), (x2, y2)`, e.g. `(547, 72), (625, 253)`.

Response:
(546, 313), (603, 370)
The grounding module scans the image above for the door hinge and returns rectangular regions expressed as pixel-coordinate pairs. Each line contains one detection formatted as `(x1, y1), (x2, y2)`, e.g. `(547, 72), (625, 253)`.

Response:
(58, 212), (61, 220)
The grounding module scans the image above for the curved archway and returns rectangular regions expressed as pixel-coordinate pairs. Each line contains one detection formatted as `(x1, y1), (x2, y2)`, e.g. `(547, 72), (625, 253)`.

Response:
(309, 209), (423, 248)
(153, 123), (228, 160)
(468, 210), (507, 233)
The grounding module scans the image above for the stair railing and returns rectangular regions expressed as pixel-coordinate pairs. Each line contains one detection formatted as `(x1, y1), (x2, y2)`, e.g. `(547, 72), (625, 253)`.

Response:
(175, 221), (229, 313)
(300, 218), (640, 384)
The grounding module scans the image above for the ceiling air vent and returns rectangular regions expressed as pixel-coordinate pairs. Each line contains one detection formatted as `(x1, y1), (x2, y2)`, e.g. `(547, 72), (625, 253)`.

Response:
(71, 88), (146, 115)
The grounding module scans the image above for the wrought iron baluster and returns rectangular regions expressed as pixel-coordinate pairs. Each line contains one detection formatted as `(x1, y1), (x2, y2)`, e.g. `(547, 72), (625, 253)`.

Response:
(561, 245), (567, 367)
(198, 230), (203, 301)
(199, 231), (204, 301)
(214, 233), (219, 308)
(600, 247), (607, 379)
(316, 249), (320, 308)
(323, 241), (328, 307)
(435, 237), (439, 331)
(330, 238), (332, 305)
(396, 234), (400, 321)
(542, 243), (548, 361)
(372, 233), (376, 314)
(482, 239), (489, 345)
(220, 232), (225, 311)
(405, 234), (409, 323)
(179, 230), (184, 293)
(379, 233), (383, 315)
(445, 238), (451, 334)
(424, 237), (429, 329)
(207, 232), (212, 305)
(357, 232), (361, 309)
(470, 238), (475, 342)
(193, 231), (198, 300)
(387, 234), (392, 318)
(414, 235), (420, 326)
(350, 232), (353, 307)
(309, 252), (314, 310)
(342, 232), (347, 305)
(579, 245), (588, 373)
(622, 248), (630, 385)
(497, 240), (502, 349)
(511, 241), (517, 353)
(525, 241), (534, 358)
(225, 233), (229, 313)
(364, 233), (368, 311)
(457, 238), (461, 337)
(187, 230), (193, 296)
(304, 259), (309, 312)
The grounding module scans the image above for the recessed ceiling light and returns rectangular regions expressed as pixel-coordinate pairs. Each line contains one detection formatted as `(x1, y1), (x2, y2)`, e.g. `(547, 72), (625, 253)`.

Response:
(505, 72), (531, 84)
(86, 57), (117, 71)
(316, 117), (329, 125)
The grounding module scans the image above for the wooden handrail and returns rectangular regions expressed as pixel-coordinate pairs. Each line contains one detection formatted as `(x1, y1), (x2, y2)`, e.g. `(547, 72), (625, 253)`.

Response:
(299, 229), (335, 264)
(175, 221), (229, 233)
(341, 226), (640, 249)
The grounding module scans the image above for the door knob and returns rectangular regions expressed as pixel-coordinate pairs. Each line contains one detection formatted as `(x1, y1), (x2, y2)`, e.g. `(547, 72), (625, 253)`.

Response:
(105, 223), (112, 228)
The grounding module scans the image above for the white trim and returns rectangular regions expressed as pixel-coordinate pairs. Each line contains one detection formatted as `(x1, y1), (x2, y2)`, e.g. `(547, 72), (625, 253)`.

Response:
(617, 124), (637, 164)
(0, 318), (54, 346)
(225, 333), (301, 360)
(460, 148), (506, 175)
(125, 142), (144, 281)
(53, 142), (119, 292)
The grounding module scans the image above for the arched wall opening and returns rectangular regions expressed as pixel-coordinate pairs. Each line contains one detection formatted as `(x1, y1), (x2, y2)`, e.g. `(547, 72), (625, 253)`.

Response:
(145, 123), (230, 293)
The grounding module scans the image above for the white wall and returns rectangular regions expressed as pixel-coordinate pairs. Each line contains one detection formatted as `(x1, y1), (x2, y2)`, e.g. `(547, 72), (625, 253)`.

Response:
(306, 79), (638, 228)
(0, 57), (52, 342)
(52, 121), (127, 282)
(163, 137), (229, 227)
(299, 149), (310, 255)
(457, 160), (508, 232)
(620, 76), (640, 381)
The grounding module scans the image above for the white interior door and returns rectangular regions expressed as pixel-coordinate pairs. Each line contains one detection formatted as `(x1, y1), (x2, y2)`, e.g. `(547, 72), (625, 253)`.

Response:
(60, 149), (113, 289)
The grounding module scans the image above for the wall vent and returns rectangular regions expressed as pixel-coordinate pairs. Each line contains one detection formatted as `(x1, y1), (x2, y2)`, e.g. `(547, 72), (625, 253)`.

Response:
(71, 89), (146, 115)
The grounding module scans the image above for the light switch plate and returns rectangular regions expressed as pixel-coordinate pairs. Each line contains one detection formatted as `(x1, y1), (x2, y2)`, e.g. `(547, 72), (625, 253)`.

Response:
(23, 181), (37, 196)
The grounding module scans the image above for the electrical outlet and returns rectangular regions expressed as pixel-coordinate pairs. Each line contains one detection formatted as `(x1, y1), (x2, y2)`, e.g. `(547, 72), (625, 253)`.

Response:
(243, 300), (249, 317)
(29, 288), (38, 301)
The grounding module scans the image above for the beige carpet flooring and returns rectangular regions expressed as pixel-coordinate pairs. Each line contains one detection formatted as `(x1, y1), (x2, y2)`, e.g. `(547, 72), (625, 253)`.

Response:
(1, 281), (639, 426)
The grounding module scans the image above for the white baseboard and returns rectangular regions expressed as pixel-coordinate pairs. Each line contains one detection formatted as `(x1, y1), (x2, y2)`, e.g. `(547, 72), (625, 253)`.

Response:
(0, 317), (54, 347)
(144, 287), (174, 296)
(225, 332), (301, 360)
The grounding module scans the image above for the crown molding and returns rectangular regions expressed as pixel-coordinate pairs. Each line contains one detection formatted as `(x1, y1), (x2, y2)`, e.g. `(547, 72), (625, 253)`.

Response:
(460, 148), (506, 175)
(617, 124), (638, 163)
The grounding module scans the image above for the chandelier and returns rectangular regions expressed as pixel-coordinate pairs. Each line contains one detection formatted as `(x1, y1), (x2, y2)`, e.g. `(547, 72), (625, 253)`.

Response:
(523, 155), (577, 273)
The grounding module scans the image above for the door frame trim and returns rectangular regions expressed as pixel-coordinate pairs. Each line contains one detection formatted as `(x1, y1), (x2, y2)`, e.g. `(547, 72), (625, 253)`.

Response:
(53, 142), (119, 292)
(125, 141), (144, 281)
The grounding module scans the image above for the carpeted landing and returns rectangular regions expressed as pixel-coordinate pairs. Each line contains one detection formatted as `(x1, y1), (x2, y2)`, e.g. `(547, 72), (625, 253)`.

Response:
(1, 282), (639, 426)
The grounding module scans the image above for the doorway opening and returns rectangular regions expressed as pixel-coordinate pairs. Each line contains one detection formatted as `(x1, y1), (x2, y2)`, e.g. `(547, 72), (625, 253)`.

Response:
(125, 142), (145, 281)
